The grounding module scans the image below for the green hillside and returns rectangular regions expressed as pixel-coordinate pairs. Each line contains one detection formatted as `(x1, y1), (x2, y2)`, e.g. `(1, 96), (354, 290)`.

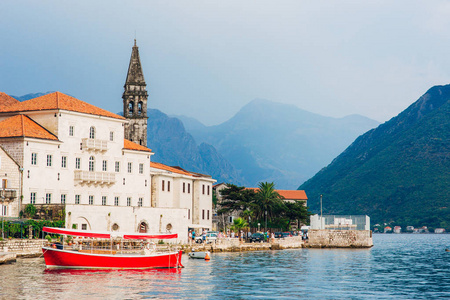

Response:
(299, 85), (450, 230)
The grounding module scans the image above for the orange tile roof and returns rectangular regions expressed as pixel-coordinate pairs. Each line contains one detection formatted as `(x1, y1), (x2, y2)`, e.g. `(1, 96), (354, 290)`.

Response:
(276, 190), (308, 200)
(0, 92), (125, 120)
(0, 92), (20, 107)
(246, 188), (307, 200)
(123, 139), (152, 152)
(150, 161), (193, 176)
(0, 115), (58, 141)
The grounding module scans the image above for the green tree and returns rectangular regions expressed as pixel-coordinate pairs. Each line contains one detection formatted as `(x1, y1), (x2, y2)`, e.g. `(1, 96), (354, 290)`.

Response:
(217, 184), (256, 215)
(254, 182), (285, 225)
(283, 201), (310, 228)
(24, 204), (36, 218)
(231, 217), (249, 241)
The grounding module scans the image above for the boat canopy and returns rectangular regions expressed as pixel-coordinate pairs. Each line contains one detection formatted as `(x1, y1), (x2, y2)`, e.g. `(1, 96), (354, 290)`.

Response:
(42, 227), (178, 239)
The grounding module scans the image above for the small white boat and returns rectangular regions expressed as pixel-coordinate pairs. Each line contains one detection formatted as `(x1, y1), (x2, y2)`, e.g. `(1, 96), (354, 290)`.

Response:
(188, 250), (210, 260)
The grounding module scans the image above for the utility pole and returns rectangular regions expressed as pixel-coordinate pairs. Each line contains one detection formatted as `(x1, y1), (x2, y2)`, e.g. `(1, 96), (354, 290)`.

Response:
(320, 194), (323, 229)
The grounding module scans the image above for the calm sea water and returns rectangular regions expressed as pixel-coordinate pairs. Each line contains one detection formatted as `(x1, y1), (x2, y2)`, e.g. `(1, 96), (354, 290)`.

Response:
(1, 234), (449, 299)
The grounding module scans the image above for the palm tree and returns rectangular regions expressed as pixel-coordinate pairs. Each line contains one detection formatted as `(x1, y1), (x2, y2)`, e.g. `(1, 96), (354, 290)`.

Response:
(231, 217), (249, 241)
(255, 182), (285, 229)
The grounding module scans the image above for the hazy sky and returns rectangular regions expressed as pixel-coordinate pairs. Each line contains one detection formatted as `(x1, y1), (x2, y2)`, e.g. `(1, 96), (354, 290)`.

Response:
(2, 1), (450, 125)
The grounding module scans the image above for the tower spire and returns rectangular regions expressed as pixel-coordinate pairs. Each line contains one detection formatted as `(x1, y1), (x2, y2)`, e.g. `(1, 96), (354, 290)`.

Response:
(123, 40), (148, 146)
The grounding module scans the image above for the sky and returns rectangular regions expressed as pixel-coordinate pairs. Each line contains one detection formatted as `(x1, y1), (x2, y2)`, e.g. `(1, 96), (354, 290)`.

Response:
(2, 1), (450, 125)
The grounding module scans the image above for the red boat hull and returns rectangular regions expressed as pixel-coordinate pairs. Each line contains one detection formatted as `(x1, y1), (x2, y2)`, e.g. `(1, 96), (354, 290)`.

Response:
(42, 247), (183, 269)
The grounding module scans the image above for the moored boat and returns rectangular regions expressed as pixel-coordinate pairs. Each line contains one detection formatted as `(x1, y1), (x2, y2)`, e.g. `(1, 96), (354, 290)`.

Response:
(188, 250), (210, 260)
(42, 227), (183, 269)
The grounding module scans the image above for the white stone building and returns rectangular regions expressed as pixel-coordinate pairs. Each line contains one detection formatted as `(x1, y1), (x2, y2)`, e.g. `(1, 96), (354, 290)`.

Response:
(0, 41), (215, 243)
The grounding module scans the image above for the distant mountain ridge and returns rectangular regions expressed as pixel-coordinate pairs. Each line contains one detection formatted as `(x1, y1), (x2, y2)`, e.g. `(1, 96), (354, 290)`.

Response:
(299, 85), (450, 229)
(180, 98), (379, 189)
(147, 109), (244, 184)
(11, 92), (56, 101)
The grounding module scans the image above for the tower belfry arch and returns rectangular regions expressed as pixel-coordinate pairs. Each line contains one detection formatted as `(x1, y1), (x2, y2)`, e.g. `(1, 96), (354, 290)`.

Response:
(123, 39), (148, 146)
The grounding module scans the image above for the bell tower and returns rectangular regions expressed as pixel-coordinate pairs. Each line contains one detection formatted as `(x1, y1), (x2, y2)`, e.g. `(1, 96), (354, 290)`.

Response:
(123, 39), (148, 146)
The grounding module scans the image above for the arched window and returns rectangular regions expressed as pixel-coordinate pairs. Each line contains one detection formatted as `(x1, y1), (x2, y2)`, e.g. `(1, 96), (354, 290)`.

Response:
(139, 222), (148, 233)
(89, 126), (95, 139)
(89, 156), (95, 172)
(128, 101), (134, 115)
(138, 102), (143, 115)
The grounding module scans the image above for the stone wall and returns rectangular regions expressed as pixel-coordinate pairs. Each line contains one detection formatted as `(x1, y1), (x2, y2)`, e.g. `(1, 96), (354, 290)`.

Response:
(307, 229), (373, 248)
(0, 239), (44, 256)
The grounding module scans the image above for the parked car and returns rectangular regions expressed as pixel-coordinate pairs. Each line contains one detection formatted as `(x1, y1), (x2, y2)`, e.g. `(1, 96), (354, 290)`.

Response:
(274, 232), (283, 238)
(282, 232), (291, 238)
(250, 233), (265, 243)
(205, 233), (218, 244)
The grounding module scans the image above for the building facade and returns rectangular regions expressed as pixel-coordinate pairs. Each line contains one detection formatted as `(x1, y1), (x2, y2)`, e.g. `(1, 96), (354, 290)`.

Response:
(0, 41), (215, 242)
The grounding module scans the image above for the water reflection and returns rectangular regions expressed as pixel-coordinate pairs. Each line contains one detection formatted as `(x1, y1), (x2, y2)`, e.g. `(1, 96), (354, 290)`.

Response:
(1, 235), (449, 299)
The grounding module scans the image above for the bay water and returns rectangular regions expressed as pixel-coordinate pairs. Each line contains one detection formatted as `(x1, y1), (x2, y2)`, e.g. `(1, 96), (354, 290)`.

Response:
(0, 234), (449, 299)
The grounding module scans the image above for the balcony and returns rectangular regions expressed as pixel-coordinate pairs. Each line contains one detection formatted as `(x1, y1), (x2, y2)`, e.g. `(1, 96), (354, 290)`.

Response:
(81, 138), (108, 152)
(0, 189), (17, 202)
(74, 170), (116, 185)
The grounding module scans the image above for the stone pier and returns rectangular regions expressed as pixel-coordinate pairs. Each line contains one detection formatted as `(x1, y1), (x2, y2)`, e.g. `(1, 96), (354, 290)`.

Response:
(306, 229), (373, 248)
(0, 239), (45, 257)
(0, 252), (16, 264)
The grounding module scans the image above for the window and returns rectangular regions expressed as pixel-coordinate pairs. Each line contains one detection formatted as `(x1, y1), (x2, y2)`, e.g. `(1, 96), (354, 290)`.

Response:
(30, 192), (36, 204)
(127, 197), (131, 206)
(89, 156), (95, 172)
(45, 193), (52, 204)
(61, 194), (66, 204)
(69, 126), (74, 136)
(82, 224), (87, 230)
(207, 185), (210, 195)
(128, 101), (134, 115)
(188, 209), (190, 219)
(139, 163), (144, 174)
(123, 178), (125, 185)
(102, 196), (107, 206)
(31, 153), (37, 165)
(75, 158), (81, 169)
(127, 162), (132, 173)
(138, 101), (143, 115)
(46, 155), (52, 167)
(168, 181), (171, 192)
(202, 185), (205, 195)
(89, 195), (94, 205)
(75, 195), (80, 204)
(115, 161), (120, 172)
(162, 180), (165, 191)
(145, 180), (147, 187)
(102, 160), (107, 172)
(138, 198), (143, 207)
(207, 210), (210, 220)
(114, 197), (119, 206)
(61, 156), (67, 168)
(89, 126), (95, 139)
(183, 182), (185, 193)
(110, 131), (114, 141)
(188, 183), (191, 194)
(202, 209), (205, 220)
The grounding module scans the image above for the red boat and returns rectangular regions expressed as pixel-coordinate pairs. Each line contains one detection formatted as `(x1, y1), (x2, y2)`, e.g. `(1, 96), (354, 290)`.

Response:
(42, 227), (183, 269)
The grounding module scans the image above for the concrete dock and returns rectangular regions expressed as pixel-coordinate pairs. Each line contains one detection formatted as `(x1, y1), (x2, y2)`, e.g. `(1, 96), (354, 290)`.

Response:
(0, 252), (16, 265)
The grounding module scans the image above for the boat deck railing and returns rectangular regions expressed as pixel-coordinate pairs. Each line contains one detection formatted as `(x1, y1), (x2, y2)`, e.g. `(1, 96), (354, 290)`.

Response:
(45, 239), (180, 255)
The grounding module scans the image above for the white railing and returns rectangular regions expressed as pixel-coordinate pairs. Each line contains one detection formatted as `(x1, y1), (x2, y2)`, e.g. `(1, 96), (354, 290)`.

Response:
(74, 170), (115, 185)
(81, 138), (108, 151)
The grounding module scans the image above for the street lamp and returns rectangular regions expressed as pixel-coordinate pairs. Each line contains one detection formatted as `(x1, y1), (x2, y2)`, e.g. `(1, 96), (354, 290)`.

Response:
(258, 223), (260, 232)
(265, 211), (267, 231)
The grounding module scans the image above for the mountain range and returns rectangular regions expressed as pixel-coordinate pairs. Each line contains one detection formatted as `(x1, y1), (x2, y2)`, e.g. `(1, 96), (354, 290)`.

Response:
(146, 109), (243, 184)
(299, 85), (450, 229)
(177, 99), (379, 189)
